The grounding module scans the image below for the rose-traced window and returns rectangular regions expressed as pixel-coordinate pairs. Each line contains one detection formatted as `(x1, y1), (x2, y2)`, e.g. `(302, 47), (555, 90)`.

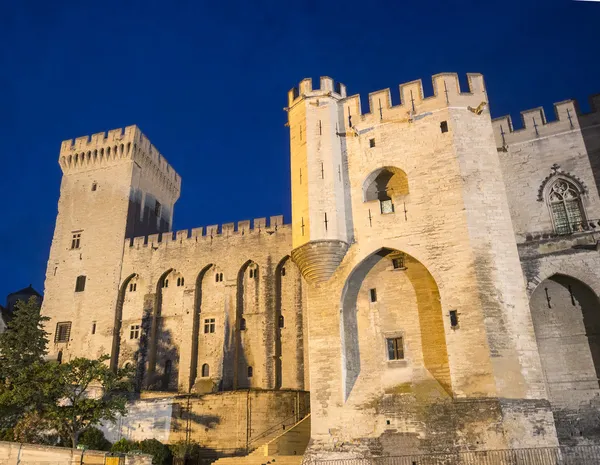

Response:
(548, 179), (585, 235)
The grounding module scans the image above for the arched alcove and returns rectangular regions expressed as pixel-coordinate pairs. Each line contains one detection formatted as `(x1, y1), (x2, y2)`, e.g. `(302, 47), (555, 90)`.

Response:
(110, 273), (138, 372)
(146, 268), (173, 388)
(530, 275), (600, 399)
(189, 264), (214, 391)
(363, 167), (409, 214)
(234, 260), (259, 389)
(340, 248), (450, 401)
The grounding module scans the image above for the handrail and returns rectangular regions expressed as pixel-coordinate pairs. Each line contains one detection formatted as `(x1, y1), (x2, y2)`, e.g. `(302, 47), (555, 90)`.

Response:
(247, 407), (309, 450)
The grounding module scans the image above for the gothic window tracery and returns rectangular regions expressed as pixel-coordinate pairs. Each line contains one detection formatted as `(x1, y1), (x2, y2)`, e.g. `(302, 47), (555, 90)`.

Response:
(547, 179), (585, 235)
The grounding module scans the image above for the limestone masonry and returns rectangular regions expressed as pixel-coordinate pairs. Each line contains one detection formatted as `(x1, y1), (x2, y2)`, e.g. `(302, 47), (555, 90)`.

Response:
(41, 73), (600, 459)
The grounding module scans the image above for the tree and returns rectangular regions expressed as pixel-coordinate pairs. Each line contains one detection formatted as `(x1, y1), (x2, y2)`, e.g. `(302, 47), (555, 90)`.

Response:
(0, 297), (60, 431)
(46, 354), (133, 448)
(78, 426), (112, 451)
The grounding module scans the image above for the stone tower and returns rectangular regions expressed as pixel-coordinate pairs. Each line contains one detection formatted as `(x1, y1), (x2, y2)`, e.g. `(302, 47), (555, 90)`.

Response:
(41, 126), (180, 367)
(287, 74), (559, 457)
(287, 77), (354, 284)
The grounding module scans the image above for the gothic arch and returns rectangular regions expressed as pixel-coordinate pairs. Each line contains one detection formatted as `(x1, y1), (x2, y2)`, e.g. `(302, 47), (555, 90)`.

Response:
(189, 263), (214, 391)
(529, 274), (600, 402)
(234, 260), (259, 389)
(110, 273), (138, 372)
(340, 247), (450, 401)
(537, 170), (588, 203)
(146, 268), (174, 383)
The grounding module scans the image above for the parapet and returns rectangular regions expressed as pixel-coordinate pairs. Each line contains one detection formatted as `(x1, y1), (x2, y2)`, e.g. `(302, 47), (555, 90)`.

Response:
(287, 76), (347, 107)
(58, 125), (181, 196)
(342, 73), (487, 124)
(125, 215), (289, 250)
(492, 94), (600, 148)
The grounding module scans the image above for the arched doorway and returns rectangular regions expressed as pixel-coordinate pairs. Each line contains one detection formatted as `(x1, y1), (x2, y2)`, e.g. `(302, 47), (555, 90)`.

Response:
(340, 248), (450, 401)
(530, 275), (600, 398)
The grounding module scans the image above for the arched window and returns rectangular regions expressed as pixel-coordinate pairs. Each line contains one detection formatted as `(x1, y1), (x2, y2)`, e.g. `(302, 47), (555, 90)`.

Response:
(363, 167), (409, 215)
(548, 179), (585, 235)
(202, 363), (210, 377)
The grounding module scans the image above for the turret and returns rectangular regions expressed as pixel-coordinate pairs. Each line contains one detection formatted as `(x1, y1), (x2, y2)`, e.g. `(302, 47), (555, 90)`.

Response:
(287, 77), (353, 284)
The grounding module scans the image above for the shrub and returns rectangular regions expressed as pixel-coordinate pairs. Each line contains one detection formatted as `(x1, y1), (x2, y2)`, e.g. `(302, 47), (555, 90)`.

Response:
(79, 427), (112, 451)
(111, 438), (140, 453)
(139, 438), (172, 465)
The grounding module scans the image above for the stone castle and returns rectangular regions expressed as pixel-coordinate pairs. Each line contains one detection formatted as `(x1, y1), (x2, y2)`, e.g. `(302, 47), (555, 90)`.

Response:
(41, 72), (600, 459)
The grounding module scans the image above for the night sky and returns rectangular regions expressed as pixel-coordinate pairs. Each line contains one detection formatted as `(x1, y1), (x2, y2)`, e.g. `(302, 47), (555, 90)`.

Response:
(1, 0), (599, 301)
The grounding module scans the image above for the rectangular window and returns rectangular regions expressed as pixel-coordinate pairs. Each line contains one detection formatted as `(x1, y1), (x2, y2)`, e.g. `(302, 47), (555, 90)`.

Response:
(387, 337), (404, 361)
(369, 138), (376, 148)
(440, 121), (449, 133)
(75, 275), (86, 292)
(370, 288), (377, 302)
(204, 318), (215, 334)
(392, 255), (405, 269)
(55, 322), (72, 343)
(380, 199), (394, 214)
(71, 232), (82, 249)
(449, 310), (459, 328)
(130, 324), (140, 340)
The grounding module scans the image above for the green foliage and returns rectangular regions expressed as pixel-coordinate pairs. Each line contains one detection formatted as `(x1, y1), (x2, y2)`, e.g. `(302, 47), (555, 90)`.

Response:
(169, 440), (201, 459)
(78, 427), (112, 451)
(0, 297), (133, 449)
(139, 439), (173, 465)
(111, 438), (139, 453)
(0, 298), (60, 429)
(45, 354), (133, 448)
(0, 297), (48, 372)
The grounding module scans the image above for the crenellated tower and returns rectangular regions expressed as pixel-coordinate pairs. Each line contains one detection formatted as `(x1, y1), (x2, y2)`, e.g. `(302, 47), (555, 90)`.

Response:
(42, 125), (180, 366)
(287, 77), (354, 284)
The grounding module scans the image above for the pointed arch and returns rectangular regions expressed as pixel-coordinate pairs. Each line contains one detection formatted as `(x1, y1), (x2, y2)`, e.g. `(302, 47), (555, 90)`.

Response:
(189, 263), (214, 391)
(234, 260), (258, 389)
(110, 273), (138, 372)
(146, 268), (174, 382)
(340, 247), (450, 401)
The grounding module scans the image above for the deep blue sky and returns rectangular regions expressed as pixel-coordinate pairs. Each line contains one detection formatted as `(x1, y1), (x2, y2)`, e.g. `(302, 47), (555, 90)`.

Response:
(0, 0), (599, 301)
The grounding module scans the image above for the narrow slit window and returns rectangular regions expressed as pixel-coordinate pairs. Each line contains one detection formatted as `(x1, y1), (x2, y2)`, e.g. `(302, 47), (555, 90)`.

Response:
(91, 322), (96, 335)
(440, 121), (449, 133)
(369, 138), (376, 148)
(247, 366), (253, 378)
(240, 318), (246, 331)
(278, 315), (285, 328)
(154, 200), (162, 217)
(75, 275), (86, 292)
(369, 288), (377, 302)
(386, 337), (404, 360)
(449, 310), (459, 328)
(281, 267), (286, 277)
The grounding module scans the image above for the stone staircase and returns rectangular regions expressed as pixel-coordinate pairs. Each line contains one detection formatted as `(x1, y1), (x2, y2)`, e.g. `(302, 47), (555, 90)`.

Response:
(211, 414), (310, 465)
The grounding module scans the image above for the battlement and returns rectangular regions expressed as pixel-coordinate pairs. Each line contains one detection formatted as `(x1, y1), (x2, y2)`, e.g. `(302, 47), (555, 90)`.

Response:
(125, 215), (289, 249)
(342, 73), (486, 125)
(287, 76), (347, 107)
(58, 125), (181, 194)
(492, 94), (600, 147)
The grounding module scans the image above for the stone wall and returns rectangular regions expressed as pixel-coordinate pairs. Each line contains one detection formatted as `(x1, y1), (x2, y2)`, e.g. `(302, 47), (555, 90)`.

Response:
(0, 441), (151, 465)
(100, 390), (310, 453)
